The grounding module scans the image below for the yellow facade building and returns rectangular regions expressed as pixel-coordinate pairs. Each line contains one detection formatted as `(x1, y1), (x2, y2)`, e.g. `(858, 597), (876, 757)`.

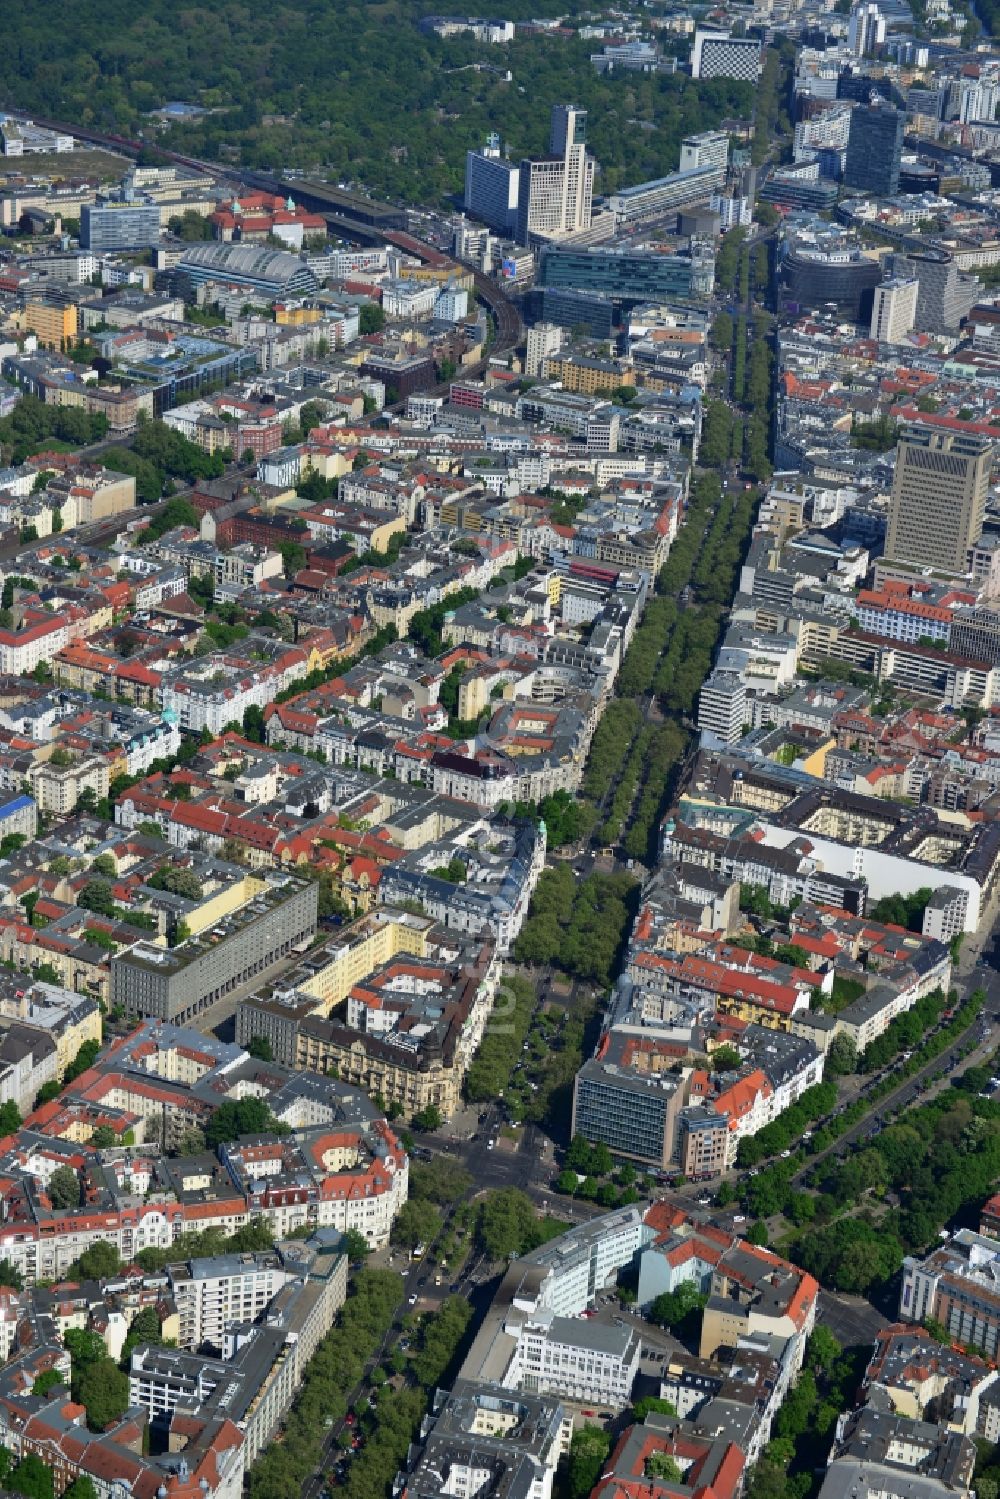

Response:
(298, 909), (434, 1012)
(22, 301), (79, 349)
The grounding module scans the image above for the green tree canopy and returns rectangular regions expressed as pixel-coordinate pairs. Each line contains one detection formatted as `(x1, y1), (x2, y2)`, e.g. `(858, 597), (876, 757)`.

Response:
(70, 1242), (121, 1281)
(47, 1165), (80, 1210)
(390, 1197), (441, 1250)
(10, 1454), (53, 1499)
(79, 1357), (129, 1431)
(76, 879), (115, 916)
(205, 1097), (286, 1148)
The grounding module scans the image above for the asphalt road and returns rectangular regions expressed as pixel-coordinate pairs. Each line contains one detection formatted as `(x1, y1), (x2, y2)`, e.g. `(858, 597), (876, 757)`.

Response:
(301, 1204), (502, 1499)
(791, 956), (1000, 1186)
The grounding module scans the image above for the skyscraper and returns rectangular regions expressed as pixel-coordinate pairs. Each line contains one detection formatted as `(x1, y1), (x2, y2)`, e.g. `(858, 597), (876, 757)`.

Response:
(515, 104), (595, 245)
(464, 133), (520, 235)
(548, 104), (586, 159)
(886, 424), (992, 572)
(848, 2), (886, 56)
(844, 102), (904, 196)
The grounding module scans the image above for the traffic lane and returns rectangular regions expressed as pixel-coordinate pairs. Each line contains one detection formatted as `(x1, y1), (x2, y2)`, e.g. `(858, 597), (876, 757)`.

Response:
(792, 983), (1000, 1183)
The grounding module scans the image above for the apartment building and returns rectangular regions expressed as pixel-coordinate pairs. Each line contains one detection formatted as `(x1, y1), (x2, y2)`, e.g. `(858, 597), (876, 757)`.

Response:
(852, 585), (964, 646)
(538, 354), (626, 395)
(870, 278), (919, 344)
(526, 321), (564, 376)
(27, 752), (110, 816)
(0, 608), (94, 676)
(0, 979), (101, 1077)
(670, 749), (1000, 934)
(0, 1021), (409, 1281)
(170, 1251), (293, 1349)
(237, 917), (500, 1121)
(698, 671), (749, 746)
(213, 542), (283, 596)
(593, 1416), (745, 1499)
(20, 300), (78, 349)
(130, 1239), (347, 1465)
(396, 1383), (569, 1499)
(377, 819), (546, 955)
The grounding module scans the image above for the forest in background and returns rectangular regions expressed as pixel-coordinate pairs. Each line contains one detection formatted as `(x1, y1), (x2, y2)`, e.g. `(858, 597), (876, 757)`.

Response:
(3, 0), (754, 202)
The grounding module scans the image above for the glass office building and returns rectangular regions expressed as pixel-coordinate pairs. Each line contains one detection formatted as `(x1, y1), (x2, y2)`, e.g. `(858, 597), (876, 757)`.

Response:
(844, 103), (904, 197)
(539, 247), (696, 302)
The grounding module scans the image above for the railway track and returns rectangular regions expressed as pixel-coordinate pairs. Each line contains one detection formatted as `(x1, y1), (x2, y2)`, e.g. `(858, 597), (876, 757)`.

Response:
(18, 113), (524, 355)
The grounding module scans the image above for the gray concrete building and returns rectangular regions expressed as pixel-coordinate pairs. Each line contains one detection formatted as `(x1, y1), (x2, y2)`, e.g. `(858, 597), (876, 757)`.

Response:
(111, 874), (318, 1024)
(890, 251), (981, 334)
(572, 1046), (686, 1169)
(950, 606), (1000, 667)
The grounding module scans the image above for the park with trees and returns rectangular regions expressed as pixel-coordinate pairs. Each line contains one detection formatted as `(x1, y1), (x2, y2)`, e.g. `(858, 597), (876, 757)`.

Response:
(0, 0), (755, 206)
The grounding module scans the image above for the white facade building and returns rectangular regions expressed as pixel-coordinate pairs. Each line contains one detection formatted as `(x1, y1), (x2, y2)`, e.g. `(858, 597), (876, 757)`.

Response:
(526, 322), (564, 377)
(515, 106), (595, 245)
(870, 278), (919, 344)
(434, 286), (470, 322)
(691, 31), (762, 80)
(679, 131), (730, 174)
(505, 1313), (641, 1406)
(513, 1206), (655, 1318)
(711, 192), (753, 230)
(848, 2), (887, 55)
(382, 279), (438, 319)
(698, 672), (748, 746)
(171, 1254), (292, 1349)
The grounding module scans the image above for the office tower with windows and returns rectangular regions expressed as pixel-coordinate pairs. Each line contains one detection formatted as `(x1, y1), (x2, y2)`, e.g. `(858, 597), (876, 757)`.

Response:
(464, 133), (520, 235)
(515, 105), (594, 245)
(848, 2), (886, 56)
(886, 424), (991, 571)
(690, 30), (762, 80)
(844, 102), (904, 196)
(679, 130), (730, 175)
(889, 251), (979, 333)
